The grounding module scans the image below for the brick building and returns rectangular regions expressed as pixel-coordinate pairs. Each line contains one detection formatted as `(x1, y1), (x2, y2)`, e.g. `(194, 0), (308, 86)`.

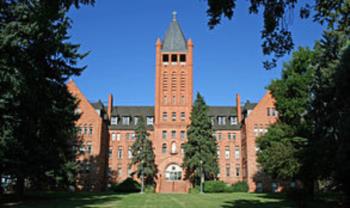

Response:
(67, 13), (278, 192)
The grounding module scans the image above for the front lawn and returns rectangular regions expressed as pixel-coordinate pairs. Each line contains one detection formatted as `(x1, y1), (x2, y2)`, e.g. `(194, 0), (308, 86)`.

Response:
(0, 192), (336, 208)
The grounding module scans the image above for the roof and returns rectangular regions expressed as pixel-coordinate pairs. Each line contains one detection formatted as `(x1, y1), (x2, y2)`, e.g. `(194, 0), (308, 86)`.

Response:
(110, 106), (154, 130)
(208, 106), (241, 130)
(90, 100), (105, 110)
(161, 12), (187, 52)
(243, 101), (257, 111)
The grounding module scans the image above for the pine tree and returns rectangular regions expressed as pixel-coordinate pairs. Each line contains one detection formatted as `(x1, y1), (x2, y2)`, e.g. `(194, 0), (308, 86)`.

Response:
(0, 0), (94, 196)
(130, 117), (157, 187)
(183, 93), (218, 186)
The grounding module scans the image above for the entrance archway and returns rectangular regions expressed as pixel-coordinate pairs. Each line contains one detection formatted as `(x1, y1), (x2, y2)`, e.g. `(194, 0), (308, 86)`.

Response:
(165, 164), (182, 181)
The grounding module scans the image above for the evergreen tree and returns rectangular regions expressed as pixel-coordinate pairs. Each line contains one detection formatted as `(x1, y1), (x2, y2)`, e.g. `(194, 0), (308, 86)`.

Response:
(130, 117), (157, 186)
(257, 47), (315, 190)
(183, 93), (218, 186)
(0, 0), (94, 196)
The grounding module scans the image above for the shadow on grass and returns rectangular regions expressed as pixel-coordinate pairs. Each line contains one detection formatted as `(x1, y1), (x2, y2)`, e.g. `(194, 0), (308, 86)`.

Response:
(1, 192), (127, 208)
(221, 193), (295, 208)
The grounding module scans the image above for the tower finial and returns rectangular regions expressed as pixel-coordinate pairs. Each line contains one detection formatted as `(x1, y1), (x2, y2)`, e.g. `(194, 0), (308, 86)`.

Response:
(172, 11), (177, 21)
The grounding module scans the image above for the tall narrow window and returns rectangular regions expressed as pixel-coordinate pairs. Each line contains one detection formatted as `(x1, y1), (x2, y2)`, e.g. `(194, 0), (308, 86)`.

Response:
(171, 130), (176, 139)
(180, 112), (185, 121)
(89, 125), (93, 135)
(162, 112), (168, 121)
(111, 133), (116, 141)
(87, 142), (92, 154)
(172, 112), (176, 121)
(162, 130), (167, 139)
(128, 147), (132, 159)
(117, 146), (123, 159)
(217, 146), (220, 157)
(235, 146), (240, 159)
(235, 165), (240, 177)
(225, 146), (230, 159)
(162, 143), (167, 154)
(226, 165), (230, 177)
(180, 130), (185, 140)
(218, 117), (226, 125)
(134, 117), (139, 125)
(122, 117), (130, 125)
(181, 144), (184, 154)
(108, 148), (112, 158)
(172, 96), (176, 105)
(117, 164), (122, 176)
(171, 142), (177, 154)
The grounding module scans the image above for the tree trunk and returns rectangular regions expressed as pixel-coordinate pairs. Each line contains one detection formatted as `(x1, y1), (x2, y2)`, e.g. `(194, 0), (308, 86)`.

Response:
(16, 176), (25, 199)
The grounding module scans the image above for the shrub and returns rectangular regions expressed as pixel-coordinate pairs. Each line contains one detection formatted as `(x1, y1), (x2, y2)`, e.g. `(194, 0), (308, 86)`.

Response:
(230, 181), (249, 192)
(204, 181), (228, 193)
(189, 186), (200, 193)
(111, 178), (141, 193)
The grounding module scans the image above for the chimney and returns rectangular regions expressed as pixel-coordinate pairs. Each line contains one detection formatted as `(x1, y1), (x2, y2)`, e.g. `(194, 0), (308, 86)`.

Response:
(236, 93), (242, 123)
(107, 94), (113, 120)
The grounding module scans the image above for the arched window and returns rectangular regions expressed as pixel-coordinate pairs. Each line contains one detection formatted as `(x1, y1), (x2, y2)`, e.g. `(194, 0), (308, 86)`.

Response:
(162, 143), (167, 154)
(171, 142), (177, 154)
(165, 164), (182, 181)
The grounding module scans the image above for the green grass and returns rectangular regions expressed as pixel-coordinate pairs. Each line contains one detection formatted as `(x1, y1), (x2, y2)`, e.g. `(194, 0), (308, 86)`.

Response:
(0, 192), (336, 208)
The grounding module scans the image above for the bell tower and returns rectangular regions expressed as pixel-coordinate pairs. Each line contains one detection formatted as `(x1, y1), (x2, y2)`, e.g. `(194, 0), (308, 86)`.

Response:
(155, 12), (193, 127)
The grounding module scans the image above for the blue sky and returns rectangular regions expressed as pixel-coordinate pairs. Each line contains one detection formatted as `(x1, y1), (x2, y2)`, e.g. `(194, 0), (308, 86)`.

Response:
(68, 0), (323, 106)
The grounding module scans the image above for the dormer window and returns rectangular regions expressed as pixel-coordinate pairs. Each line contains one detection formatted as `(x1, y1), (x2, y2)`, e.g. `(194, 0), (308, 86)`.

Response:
(218, 116), (226, 125)
(111, 116), (118, 125)
(122, 116), (130, 125)
(230, 116), (238, 125)
(134, 116), (139, 125)
(146, 116), (154, 125)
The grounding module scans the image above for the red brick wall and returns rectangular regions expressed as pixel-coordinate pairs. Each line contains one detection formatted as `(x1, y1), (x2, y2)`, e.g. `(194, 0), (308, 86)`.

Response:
(242, 91), (277, 192)
(67, 80), (108, 191)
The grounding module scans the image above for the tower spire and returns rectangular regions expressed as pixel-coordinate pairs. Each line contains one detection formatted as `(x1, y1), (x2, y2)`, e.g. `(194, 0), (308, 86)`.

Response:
(172, 11), (177, 21)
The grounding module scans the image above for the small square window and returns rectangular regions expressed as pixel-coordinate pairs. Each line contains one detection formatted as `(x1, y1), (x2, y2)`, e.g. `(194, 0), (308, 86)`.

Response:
(180, 54), (186, 62)
(163, 54), (169, 62)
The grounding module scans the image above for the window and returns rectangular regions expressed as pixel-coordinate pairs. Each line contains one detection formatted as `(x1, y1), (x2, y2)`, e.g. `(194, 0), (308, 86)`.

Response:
(77, 126), (82, 135)
(254, 124), (259, 136)
(162, 143), (167, 154)
(267, 107), (278, 117)
(128, 147), (132, 159)
(111, 133), (116, 141)
(211, 117), (215, 125)
(131, 133), (135, 140)
(172, 96), (176, 104)
(171, 142), (177, 154)
(217, 146), (220, 157)
(180, 96), (185, 104)
(256, 182), (263, 192)
(117, 165), (122, 176)
(134, 117), (139, 125)
(217, 133), (222, 141)
(233, 133), (237, 140)
(235, 146), (240, 159)
(230, 116), (237, 125)
(171, 130), (176, 139)
(218, 116), (226, 125)
(165, 164), (182, 181)
(180, 54), (186, 62)
(235, 165), (240, 177)
(108, 148), (112, 158)
(181, 144), (184, 154)
(146, 117), (154, 125)
(117, 133), (121, 141)
(180, 130), (185, 140)
(122, 116), (130, 125)
(111, 117), (118, 125)
(228, 133), (232, 140)
(180, 112), (185, 121)
(89, 126), (93, 135)
(225, 146), (230, 159)
(117, 146), (123, 159)
(171, 54), (177, 63)
(162, 54), (169, 63)
(162, 112), (168, 121)
(272, 182), (278, 193)
(162, 130), (167, 139)
(126, 133), (130, 140)
(172, 112), (176, 121)
(84, 125), (88, 134)
(87, 142), (92, 154)
(226, 165), (230, 177)
(163, 96), (168, 104)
